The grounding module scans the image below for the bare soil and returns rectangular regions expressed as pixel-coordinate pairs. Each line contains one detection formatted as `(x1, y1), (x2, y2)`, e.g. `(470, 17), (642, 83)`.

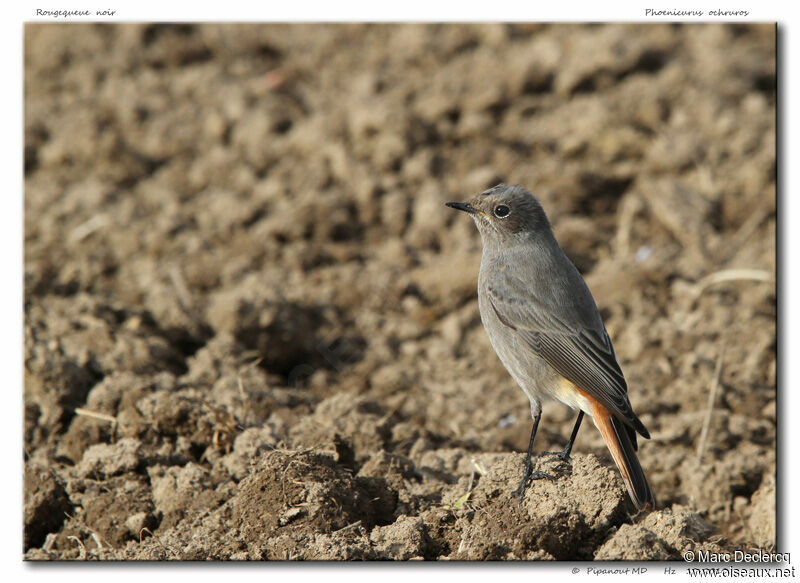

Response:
(23, 22), (776, 560)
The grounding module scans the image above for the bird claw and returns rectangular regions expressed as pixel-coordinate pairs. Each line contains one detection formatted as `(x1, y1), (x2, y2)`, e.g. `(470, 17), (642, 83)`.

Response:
(530, 470), (554, 480)
(537, 450), (572, 463)
(511, 470), (554, 504)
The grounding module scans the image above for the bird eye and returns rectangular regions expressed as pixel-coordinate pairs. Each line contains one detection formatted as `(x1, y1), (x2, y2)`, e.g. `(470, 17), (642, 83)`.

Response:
(493, 205), (510, 218)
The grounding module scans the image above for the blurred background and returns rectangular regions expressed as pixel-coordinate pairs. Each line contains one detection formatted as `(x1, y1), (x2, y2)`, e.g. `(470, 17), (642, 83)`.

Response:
(24, 23), (775, 559)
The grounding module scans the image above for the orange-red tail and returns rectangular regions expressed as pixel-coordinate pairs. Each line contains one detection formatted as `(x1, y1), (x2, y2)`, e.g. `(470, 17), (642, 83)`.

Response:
(590, 400), (655, 511)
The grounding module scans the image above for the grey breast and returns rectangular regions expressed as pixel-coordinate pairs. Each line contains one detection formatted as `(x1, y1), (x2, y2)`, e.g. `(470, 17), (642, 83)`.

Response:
(477, 256), (557, 404)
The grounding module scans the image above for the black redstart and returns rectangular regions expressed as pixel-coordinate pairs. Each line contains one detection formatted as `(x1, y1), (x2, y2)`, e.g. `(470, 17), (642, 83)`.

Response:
(446, 183), (654, 510)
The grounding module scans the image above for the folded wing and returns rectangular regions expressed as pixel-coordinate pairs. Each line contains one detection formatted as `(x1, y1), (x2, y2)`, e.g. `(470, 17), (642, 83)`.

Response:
(486, 273), (649, 439)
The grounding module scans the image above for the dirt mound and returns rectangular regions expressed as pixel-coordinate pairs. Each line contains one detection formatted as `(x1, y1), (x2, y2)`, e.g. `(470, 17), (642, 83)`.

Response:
(24, 22), (775, 560)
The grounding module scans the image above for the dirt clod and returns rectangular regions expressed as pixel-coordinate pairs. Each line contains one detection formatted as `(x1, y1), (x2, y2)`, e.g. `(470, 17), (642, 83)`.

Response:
(24, 465), (73, 551)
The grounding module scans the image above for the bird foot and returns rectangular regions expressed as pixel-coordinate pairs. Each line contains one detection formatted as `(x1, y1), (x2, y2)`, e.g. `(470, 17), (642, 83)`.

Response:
(537, 450), (572, 463)
(511, 471), (553, 504)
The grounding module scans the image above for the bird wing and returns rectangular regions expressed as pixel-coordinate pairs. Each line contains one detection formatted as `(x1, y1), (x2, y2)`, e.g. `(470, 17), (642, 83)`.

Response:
(485, 271), (649, 438)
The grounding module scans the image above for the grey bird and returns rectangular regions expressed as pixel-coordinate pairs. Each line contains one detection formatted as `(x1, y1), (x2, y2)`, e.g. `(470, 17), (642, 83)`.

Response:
(446, 183), (654, 510)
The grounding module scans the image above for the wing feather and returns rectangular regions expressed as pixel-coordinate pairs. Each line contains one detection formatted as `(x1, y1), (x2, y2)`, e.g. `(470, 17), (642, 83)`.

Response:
(486, 275), (649, 438)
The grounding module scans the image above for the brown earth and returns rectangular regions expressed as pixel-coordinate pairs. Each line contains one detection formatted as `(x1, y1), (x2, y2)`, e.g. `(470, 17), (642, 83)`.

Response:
(23, 22), (776, 560)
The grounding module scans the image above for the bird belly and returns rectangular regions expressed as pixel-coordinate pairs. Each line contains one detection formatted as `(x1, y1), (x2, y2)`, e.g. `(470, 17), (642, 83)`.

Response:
(478, 290), (560, 405)
(478, 289), (596, 417)
(548, 376), (594, 415)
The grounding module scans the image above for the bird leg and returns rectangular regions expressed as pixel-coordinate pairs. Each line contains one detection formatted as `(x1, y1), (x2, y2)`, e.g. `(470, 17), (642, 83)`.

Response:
(537, 411), (584, 463)
(512, 405), (552, 504)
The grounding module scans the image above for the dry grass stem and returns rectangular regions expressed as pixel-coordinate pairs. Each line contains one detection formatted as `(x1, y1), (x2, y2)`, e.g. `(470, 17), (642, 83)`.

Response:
(696, 342), (727, 462)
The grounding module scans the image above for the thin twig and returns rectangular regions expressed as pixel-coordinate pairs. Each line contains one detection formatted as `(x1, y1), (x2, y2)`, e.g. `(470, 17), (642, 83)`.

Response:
(333, 520), (362, 534)
(471, 458), (487, 476)
(696, 343), (727, 462)
(68, 536), (87, 560)
(89, 530), (105, 550)
(68, 214), (111, 243)
(75, 408), (117, 425)
(457, 534), (467, 555)
(169, 266), (193, 311)
(692, 269), (773, 299)
(613, 195), (644, 259)
(74, 408), (118, 441)
(42, 533), (57, 552)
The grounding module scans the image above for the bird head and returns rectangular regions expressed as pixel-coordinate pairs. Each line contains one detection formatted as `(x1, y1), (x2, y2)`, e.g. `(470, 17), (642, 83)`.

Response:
(446, 183), (551, 243)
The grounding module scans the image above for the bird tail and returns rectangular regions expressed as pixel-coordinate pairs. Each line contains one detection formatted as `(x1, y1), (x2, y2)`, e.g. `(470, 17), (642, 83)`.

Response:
(591, 401), (655, 511)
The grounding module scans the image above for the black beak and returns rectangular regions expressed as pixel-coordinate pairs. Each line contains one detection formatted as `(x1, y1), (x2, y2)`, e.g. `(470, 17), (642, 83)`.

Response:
(445, 201), (475, 213)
